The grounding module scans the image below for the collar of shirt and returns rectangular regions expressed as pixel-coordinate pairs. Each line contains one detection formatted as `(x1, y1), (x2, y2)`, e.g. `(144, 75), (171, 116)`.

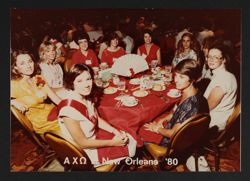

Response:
(212, 64), (226, 76)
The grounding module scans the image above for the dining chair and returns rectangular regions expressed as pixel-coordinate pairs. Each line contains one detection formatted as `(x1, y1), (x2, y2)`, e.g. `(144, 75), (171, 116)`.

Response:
(203, 102), (241, 171)
(11, 106), (56, 164)
(63, 58), (73, 72)
(144, 113), (211, 171)
(44, 131), (117, 172)
(11, 106), (47, 149)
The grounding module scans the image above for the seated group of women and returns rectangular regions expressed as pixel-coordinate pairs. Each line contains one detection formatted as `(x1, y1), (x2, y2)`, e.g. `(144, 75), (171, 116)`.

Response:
(11, 30), (238, 167)
(71, 29), (161, 69)
(11, 50), (136, 166)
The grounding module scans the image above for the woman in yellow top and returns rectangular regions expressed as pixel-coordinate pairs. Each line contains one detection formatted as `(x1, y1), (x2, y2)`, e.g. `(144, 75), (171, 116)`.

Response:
(11, 50), (61, 134)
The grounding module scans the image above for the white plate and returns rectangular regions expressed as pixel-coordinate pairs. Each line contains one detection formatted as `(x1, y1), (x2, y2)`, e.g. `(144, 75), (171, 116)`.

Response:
(152, 85), (166, 92)
(132, 90), (149, 97)
(122, 99), (138, 107)
(167, 90), (181, 98)
(129, 78), (141, 85)
(104, 87), (117, 94)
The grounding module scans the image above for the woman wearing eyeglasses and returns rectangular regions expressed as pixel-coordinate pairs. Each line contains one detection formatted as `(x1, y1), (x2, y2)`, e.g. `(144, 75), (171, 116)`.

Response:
(204, 44), (237, 131)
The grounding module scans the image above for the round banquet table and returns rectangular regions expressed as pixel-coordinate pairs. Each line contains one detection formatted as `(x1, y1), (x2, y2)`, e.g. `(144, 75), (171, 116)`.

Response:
(97, 75), (180, 147)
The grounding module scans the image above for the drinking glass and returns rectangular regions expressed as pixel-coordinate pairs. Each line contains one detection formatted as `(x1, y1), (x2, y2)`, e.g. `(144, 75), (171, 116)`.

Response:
(165, 65), (172, 74)
(100, 62), (108, 70)
(150, 60), (158, 68)
(112, 74), (120, 85)
(117, 81), (126, 91)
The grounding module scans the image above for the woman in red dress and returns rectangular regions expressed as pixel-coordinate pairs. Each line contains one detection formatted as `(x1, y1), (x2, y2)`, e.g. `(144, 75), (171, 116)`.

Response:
(71, 31), (99, 68)
(101, 32), (126, 67)
(137, 29), (161, 66)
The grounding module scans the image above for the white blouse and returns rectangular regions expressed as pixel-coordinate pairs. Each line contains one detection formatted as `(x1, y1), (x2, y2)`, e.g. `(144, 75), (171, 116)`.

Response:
(57, 91), (137, 166)
(204, 65), (237, 130)
(40, 63), (64, 88)
(172, 49), (197, 67)
(58, 91), (98, 164)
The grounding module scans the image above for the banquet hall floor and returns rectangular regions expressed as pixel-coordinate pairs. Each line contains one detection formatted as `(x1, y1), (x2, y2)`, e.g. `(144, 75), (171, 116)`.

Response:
(10, 117), (240, 172)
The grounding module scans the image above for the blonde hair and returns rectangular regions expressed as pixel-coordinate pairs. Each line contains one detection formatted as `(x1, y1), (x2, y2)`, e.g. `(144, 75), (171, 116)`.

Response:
(38, 41), (56, 63)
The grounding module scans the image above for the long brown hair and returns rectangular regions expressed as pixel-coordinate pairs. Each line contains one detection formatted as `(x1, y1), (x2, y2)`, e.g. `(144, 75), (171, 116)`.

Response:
(176, 33), (201, 56)
(11, 50), (41, 80)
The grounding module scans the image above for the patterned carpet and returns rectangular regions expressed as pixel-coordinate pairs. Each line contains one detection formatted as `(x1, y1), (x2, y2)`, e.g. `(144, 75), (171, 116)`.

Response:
(11, 118), (240, 172)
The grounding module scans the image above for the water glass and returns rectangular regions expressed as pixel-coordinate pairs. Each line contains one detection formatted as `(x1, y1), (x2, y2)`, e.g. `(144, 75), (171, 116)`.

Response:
(112, 74), (120, 85)
(100, 62), (108, 70)
(117, 81), (126, 91)
(150, 60), (158, 68)
(165, 65), (172, 74)
(92, 66), (99, 75)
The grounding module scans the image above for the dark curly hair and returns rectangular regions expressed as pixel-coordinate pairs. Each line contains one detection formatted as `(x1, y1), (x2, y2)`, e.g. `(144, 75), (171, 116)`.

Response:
(73, 30), (90, 45)
(208, 44), (233, 72)
(142, 29), (154, 43)
(107, 32), (120, 47)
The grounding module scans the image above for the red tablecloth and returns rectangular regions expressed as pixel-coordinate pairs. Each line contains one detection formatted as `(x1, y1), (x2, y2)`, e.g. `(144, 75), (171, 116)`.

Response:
(97, 78), (179, 147)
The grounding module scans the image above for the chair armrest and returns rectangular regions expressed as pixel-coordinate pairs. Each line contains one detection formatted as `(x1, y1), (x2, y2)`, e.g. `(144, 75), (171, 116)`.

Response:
(145, 143), (167, 160)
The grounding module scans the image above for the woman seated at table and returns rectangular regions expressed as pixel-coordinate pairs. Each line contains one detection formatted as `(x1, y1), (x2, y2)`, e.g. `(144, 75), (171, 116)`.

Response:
(172, 33), (200, 67)
(204, 44), (237, 131)
(101, 32), (126, 67)
(139, 59), (209, 146)
(71, 31), (99, 68)
(137, 29), (161, 66)
(38, 41), (64, 89)
(52, 64), (136, 166)
(200, 36), (217, 80)
(11, 50), (61, 135)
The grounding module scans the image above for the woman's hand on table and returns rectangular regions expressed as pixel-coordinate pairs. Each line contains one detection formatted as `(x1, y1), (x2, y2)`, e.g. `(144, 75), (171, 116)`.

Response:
(144, 121), (163, 133)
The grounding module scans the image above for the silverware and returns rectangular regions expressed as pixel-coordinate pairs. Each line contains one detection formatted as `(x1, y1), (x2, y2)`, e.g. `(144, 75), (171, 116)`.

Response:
(115, 100), (123, 109)
(139, 102), (144, 109)
(131, 86), (140, 91)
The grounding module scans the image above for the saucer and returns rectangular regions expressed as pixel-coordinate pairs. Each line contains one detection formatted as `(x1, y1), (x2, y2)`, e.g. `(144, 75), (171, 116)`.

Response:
(152, 85), (166, 92)
(167, 89), (181, 98)
(122, 99), (138, 107)
(103, 87), (117, 94)
(129, 78), (141, 85)
(132, 90), (149, 97)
